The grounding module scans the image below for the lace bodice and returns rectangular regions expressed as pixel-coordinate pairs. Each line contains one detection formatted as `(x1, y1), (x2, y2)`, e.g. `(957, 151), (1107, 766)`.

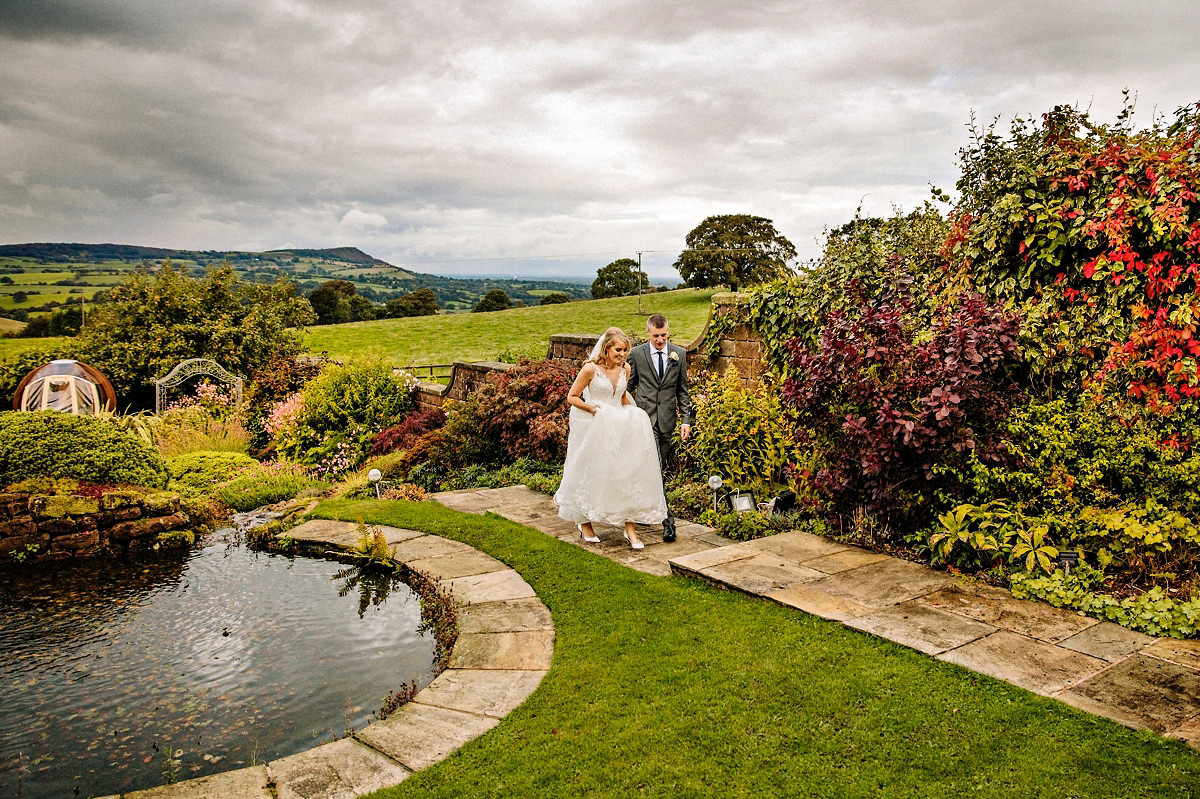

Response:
(586, 366), (628, 408)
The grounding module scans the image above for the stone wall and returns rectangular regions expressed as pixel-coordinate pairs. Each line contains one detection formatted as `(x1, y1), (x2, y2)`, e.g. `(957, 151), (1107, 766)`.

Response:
(706, 292), (764, 384)
(411, 292), (766, 409)
(0, 490), (193, 565)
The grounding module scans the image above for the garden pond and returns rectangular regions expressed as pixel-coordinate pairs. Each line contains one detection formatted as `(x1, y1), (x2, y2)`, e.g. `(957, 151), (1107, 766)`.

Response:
(0, 516), (437, 798)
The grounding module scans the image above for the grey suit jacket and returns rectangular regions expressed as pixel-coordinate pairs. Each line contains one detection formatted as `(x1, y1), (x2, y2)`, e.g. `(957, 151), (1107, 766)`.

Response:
(628, 341), (692, 436)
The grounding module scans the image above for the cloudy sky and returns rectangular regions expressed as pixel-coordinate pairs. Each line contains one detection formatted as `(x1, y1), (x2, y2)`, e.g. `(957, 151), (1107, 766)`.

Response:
(2, 1), (1197, 279)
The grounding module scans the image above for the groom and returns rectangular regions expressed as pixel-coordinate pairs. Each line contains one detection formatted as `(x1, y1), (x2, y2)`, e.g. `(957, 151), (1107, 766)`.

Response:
(628, 313), (692, 542)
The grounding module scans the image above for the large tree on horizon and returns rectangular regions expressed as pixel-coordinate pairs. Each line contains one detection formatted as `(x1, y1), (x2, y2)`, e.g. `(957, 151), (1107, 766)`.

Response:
(674, 214), (797, 292)
(590, 257), (648, 299)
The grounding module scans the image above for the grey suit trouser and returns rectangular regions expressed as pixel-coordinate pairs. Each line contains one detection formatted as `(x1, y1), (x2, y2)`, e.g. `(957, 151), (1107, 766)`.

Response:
(651, 425), (675, 530)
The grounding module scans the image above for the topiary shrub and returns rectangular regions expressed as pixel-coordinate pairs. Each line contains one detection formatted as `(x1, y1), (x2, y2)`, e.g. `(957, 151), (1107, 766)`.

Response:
(168, 450), (259, 497)
(0, 410), (169, 488)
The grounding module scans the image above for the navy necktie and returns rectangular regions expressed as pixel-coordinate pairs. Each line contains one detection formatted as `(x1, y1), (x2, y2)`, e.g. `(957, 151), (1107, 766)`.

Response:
(656, 349), (665, 379)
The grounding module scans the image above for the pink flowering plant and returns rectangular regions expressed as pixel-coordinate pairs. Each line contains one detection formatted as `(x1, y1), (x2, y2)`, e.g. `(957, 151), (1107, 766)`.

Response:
(268, 360), (416, 470)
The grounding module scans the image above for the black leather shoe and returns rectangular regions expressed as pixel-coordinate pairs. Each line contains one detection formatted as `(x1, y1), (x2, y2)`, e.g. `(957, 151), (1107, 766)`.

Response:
(662, 523), (676, 543)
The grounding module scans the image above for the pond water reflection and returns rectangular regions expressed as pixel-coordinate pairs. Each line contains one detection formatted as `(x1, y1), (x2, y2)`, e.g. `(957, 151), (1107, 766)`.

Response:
(0, 524), (437, 798)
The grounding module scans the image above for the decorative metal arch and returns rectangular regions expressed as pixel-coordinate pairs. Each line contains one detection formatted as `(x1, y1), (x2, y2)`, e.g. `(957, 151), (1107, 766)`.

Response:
(155, 358), (244, 414)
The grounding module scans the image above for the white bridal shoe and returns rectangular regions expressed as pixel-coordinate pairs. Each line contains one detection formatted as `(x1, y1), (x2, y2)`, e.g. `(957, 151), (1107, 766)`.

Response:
(578, 524), (600, 543)
(623, 531), (644, 550)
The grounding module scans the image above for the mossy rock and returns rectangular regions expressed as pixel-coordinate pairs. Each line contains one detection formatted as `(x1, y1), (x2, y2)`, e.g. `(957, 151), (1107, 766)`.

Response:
(141, 491), (182, 514)
(155, 529), (195, 549)
(31, 494), (100, 518)
(100, 490), (143, 511)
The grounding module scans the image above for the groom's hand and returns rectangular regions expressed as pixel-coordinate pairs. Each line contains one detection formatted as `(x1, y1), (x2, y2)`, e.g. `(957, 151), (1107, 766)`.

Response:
(680, 424), (691, 441)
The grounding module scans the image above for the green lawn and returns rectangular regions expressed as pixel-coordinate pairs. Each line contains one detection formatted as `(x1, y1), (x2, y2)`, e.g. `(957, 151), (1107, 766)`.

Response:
(0, 335), (67, 359)
(315, 499), (1199, 799)
(304, 288), (719, 366)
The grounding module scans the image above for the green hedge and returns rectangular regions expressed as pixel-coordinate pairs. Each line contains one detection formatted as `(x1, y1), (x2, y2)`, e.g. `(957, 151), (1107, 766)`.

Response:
(0, 410), (169, 489)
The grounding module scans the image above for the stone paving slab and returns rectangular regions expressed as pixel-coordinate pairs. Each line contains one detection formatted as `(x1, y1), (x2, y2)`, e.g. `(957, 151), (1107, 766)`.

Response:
(103, 766), (272, 799)
(288, 519), (425, 550)
(1145, 638), (1200, 670)
(431, 490), (501, 514)
(699, 552), (825, 595)
(390, 534), (475, 562)
(920, 582), (1099, 643)
(803, 547), (890, 574)
(357, 702), (500, 772)
(404, 549), (507, 580)
(1057, 653), (1200, 734)
(938, 630), (1107, 696)
(846, 600), (997, 655)
(744, 529), (850, 562)
(765, 584), (874, 622)
(270, 737), (410, 799)
(1059, 622), (1156, 662)
(415, 668), (550, 718)
(669, 543), (758, 575)
(445, 568), (539, 604)
(458, 596), (554, 634)
(804, 557), (956, 610)
(448, 630), (556, 670)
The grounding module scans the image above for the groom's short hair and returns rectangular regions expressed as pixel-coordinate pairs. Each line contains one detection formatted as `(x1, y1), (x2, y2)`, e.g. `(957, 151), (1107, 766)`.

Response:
(647, 313), (668, 330)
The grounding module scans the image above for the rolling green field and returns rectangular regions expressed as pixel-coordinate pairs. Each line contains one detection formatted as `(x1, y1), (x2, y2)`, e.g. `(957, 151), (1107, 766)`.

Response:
(304, 288), (720, 366)
(0, 289), (718, 367)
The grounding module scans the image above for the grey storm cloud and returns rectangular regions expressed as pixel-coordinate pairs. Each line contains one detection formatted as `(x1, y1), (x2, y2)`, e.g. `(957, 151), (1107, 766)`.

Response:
(1, 0), (1198, 275)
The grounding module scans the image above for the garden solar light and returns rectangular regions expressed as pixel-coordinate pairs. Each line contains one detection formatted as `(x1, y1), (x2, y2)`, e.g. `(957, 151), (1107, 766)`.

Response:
(707, 475), (723, 511)
(368, 468), (382, 499)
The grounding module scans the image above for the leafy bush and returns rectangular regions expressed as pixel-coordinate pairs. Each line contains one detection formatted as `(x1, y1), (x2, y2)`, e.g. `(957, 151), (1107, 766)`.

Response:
(73, 261), (314, 406)
(698, 508), (771, 541)
(168, 450), (258, 497)
(243, 353), (328, 455)
(665, 480), (715, 519)
(0, 410), (169, 488)
(781, 290), (1023, 531)
(946, 100), (1200, 409)
(472, 358), (573, 461)
(684, 369), (794, 498)
(968, 396), (1200, 521)
(929, 501), (1059, 575)
(215, 461), (324, 512)
(271, 360), (416, 471)
(369, 408), (448, 457)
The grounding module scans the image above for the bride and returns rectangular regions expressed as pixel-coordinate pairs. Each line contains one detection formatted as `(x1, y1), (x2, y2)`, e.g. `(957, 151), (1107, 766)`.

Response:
(554, 327), (667, 550)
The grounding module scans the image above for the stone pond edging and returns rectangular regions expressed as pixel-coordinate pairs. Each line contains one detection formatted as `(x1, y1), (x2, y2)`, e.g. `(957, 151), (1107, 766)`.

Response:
(101, 518), (554, 799)
(0, 489), (193, 564)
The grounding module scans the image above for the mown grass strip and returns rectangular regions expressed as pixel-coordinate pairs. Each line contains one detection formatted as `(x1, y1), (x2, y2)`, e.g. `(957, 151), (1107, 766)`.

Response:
(313, 499), (1200, 799)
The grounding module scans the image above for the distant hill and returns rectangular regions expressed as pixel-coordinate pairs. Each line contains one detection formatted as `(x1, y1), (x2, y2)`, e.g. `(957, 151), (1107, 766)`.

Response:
(0, 242), (593, 316)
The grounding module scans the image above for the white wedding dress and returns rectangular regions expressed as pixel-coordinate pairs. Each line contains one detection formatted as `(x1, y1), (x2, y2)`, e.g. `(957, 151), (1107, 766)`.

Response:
(555, 366), (668, 527)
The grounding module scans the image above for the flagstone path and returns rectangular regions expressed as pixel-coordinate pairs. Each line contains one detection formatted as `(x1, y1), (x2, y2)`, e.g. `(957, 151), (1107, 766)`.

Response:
(434, 485), (1200, 751)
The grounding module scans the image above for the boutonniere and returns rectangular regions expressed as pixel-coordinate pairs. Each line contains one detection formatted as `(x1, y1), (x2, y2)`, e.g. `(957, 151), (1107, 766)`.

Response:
(668, 351), (680, 362)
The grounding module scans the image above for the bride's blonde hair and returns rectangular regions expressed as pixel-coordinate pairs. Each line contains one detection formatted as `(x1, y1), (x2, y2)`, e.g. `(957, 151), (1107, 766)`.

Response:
(589, 327), (632, 365)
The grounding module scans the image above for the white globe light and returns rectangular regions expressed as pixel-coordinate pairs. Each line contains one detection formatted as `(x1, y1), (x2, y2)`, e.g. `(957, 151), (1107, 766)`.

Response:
(367, 469), (382, 483)
(707, 475), (723, 490)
